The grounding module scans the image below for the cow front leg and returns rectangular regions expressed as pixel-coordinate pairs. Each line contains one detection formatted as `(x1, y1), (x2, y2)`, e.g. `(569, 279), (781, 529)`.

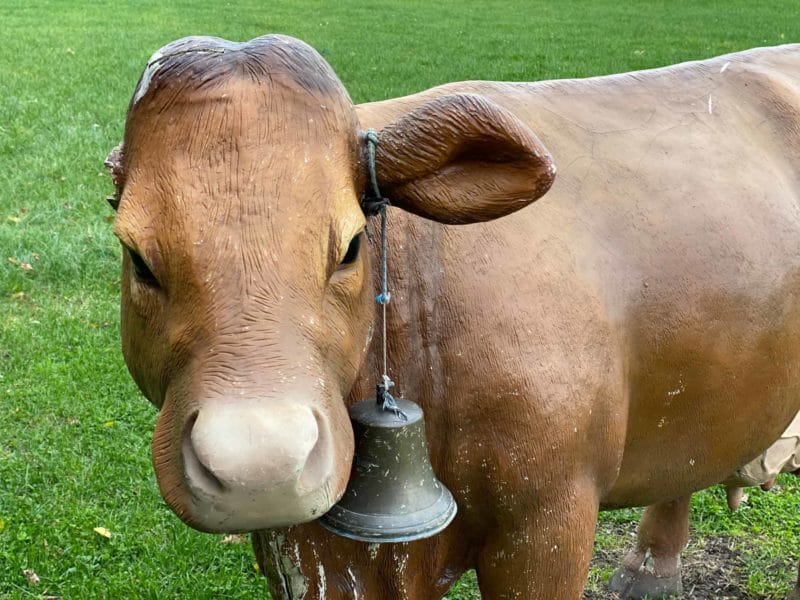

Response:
(475, 484), (599, 600)
(609, 495), (690, 599)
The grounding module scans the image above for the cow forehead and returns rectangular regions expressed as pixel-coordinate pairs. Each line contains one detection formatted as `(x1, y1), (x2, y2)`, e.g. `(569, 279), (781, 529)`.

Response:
(128, 34), (352, 113)
(119, 36), (364, 237)
(125, 34), (358, 161)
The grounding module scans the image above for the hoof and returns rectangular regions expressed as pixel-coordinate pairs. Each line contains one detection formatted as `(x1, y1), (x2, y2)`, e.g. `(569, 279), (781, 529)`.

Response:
(609, 566), (682, 599)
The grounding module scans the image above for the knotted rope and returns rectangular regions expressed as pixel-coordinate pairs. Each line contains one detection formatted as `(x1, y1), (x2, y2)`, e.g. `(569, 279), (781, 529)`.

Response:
(362, 129), (406, 420)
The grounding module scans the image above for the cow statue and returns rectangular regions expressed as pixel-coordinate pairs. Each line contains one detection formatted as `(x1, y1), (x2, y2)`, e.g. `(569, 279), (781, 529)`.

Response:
(105, 35), (800, 599)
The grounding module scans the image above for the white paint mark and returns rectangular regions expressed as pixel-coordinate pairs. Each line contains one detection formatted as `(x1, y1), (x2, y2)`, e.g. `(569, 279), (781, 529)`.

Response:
(689, 458), (695, 466)
(316, 563), (327, 598)
(707, 94), (713, 115)
(720, 61), (730, 73)
(347, 566), (360, 600)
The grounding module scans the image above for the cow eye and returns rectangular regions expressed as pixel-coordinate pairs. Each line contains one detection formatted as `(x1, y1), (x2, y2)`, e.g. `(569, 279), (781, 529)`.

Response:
(128, 248), (159, 287)
(338, 233), (362, 269)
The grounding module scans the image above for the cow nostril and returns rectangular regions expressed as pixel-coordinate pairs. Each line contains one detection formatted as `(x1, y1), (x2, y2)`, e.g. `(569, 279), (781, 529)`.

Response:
(298, 408), (331, 494)
(182, 412), (227, 494)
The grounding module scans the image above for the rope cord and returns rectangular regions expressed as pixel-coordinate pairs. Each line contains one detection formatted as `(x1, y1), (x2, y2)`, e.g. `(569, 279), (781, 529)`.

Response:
(362, 129), (407, 420)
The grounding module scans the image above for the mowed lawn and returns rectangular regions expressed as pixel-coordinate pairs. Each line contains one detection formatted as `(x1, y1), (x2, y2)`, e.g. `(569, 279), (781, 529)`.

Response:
(2, 1), (800, 598)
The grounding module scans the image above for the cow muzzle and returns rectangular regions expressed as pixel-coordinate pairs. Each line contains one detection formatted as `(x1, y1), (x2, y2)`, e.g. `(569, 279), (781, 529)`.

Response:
(178, 399), (337, 532)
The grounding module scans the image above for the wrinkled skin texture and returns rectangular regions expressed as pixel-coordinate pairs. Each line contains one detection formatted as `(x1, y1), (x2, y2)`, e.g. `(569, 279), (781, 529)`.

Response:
(110, 36), (800, 598)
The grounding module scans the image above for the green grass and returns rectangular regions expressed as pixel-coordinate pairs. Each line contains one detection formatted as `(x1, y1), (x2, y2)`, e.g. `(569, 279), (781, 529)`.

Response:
(1, 1), (799, 597)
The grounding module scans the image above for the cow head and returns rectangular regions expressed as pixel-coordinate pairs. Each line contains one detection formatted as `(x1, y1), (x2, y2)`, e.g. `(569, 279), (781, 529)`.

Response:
(106, 35), (555, 533)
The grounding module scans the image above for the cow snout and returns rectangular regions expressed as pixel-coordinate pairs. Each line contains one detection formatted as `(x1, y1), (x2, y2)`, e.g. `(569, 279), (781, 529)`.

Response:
(180, 400), (336, 531)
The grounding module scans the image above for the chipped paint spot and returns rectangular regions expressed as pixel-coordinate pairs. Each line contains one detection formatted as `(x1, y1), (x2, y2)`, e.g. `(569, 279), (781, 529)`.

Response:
(667, 381), (685, 397)
(133, 49), (165, 105)
(363, 322), (375, 354)
(367, 543), (380, 560)
(133, 43), (227, 106)
(266, 533), (308, 600)
(397, 549), (409, 574)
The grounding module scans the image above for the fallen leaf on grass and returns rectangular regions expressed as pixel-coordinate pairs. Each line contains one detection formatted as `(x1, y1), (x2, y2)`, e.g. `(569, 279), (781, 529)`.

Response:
(20, 262), (33, 271)
(66, 417), (79, 425)
(220, 534), (246, 544)
(103, 420), (115, 428)
(93, 527), (112, 539)
(22, 568), (40, 585)
(11, 292), (24, 300)
(0, 517), (5, 532)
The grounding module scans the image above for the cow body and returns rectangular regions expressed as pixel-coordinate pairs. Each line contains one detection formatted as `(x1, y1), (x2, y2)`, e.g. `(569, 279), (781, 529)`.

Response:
(110, 38), (800, 599)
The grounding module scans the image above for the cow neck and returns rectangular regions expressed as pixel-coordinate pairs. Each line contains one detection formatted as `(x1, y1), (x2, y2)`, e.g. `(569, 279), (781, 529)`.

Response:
(348, 211), (438, 412)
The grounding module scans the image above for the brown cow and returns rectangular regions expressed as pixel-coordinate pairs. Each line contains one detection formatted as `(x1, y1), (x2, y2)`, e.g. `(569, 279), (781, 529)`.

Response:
(107, 35), (800, 599)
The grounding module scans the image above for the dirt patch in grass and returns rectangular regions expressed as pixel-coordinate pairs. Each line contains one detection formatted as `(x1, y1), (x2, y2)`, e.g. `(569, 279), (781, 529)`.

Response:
(583, 524), (778, 599)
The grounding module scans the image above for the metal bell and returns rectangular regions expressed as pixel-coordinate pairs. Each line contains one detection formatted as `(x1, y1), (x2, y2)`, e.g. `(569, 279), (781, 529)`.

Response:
(319, 396), (457, 543)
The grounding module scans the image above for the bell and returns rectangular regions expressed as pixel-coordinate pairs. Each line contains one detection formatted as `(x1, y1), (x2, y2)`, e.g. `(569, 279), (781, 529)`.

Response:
(319, 396), (457, 543)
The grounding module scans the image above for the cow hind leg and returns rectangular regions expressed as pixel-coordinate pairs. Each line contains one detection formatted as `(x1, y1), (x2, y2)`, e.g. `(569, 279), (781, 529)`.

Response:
(787, 561), (800, 600)
(476, 482), (599, 600)
(609, 496), (690, 599)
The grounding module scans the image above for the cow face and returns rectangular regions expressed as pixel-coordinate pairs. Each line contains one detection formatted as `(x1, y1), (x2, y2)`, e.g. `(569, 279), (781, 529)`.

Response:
(107, 35), (555, 533)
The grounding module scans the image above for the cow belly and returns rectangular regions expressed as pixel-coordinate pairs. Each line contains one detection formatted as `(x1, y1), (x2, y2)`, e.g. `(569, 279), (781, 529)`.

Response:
(602, 269), (800, 507)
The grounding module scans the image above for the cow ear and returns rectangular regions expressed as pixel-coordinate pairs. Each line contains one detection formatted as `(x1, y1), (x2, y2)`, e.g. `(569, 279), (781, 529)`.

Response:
(104, 143), (124, 211)
(373, 94), (556, 224)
